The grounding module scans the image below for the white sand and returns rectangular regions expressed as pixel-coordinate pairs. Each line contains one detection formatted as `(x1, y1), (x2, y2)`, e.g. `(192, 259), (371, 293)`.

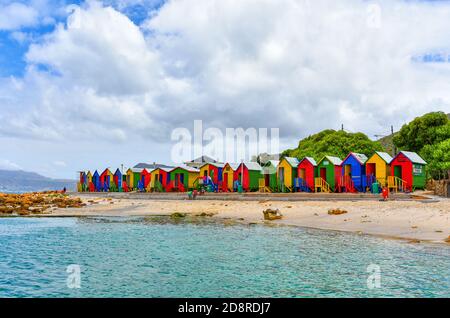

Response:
(42, 196), (450, 244)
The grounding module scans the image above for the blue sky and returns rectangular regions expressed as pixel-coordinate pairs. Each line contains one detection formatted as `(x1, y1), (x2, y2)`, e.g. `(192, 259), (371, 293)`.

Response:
(0, 0), (449, 179)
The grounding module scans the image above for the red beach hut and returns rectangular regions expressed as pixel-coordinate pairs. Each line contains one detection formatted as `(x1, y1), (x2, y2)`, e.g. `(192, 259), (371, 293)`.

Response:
(296, 157), (317, 192)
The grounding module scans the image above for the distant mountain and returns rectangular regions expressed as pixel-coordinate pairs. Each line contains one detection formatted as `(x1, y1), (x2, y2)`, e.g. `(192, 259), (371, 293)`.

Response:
(0, 170), (76, 193)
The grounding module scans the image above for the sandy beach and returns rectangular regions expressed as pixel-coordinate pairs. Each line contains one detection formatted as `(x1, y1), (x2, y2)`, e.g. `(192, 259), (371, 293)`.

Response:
(39, 193), (450, 244)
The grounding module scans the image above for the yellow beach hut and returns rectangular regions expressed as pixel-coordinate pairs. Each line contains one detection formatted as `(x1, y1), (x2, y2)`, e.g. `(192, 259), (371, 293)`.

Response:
(150, 167), (172, 191)
(222, 163), (239, 192)
(277, 157), (299, 192)
(366, 152), (393, 186)
(86, 171), (93, 184)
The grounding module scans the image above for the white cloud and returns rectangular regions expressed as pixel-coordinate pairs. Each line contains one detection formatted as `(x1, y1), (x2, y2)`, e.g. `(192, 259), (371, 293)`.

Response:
(53, 160), (67, 167)
(0, 159), (21, 170)
(0, 2), (38, 30)
(1, 0), (450, 152)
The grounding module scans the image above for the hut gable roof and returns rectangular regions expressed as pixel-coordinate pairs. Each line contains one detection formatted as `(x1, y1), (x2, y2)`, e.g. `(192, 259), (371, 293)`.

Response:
(343, 152), (368, 165)
(374, 151), (393, 164)
(282, 157), (300, 167)
(300, 157), (317, 166)
(224, 163), (240, 170)
(267, 160), (280, 167)
(199, 162), (225, 169)
(398, 151), (427, 165)
(134, 163), (174, 170)
(171, 165), (200, 173)
(242, 162), (262, 171)
(319, 156), (342, 166)
(153, 167), (172, 173)
(186, 155), (220, 164)
(128, 168), (144, 173)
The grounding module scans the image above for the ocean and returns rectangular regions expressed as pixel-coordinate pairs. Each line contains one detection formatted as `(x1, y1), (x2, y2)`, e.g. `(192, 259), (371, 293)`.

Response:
(0, 217), (448, 297)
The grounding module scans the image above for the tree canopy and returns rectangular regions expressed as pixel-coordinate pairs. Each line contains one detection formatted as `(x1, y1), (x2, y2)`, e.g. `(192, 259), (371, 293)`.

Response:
(393, 111), (449, 152)
(393, 111), (450, 179)
(282, 129), (384, 161)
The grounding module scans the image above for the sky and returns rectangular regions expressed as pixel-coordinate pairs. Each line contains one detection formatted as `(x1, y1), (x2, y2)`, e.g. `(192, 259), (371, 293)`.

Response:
(0, 0), (450, 179)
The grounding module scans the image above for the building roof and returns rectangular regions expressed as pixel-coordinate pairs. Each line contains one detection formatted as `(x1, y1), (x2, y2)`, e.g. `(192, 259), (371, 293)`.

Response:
(267, 160), (280, 167)
(300, 157), (317, 166)
(319, 156), (342, 166)
(399, 151), (427, 165)
(345, 152), (368, 165)
(171, 165), (200, 173)
(282, 157), (300, 167)
(199, 162), (225, 169)
(134, 163), (174, 170)
(242, 162), (262, 171)
(224, 163), (240, 170)
(374, 151), (393, 164)
(128, 168), (144, 173)
(185, 155), (220, 164)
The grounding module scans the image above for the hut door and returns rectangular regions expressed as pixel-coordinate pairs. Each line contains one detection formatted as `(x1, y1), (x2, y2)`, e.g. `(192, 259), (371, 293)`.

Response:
(279, 167), (284, 184)
(394, 166), (402, 178)
(344, 165), (351, 176)
(320, 168), (326, 181)
(180, 174), (184, 186)
(265, 174), (270, 186)
(224, 173), (228, 187)
(299, 168), (306, 180)
(367, 163), (376, 176)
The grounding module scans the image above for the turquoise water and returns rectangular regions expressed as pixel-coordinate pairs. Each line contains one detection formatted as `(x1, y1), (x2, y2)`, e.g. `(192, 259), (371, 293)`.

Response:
(0, 217), (448, 298)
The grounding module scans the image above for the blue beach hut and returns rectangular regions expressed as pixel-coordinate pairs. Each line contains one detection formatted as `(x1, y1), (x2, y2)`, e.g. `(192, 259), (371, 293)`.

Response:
(340, 152), (369, 192)
(92, 170), (100, 192)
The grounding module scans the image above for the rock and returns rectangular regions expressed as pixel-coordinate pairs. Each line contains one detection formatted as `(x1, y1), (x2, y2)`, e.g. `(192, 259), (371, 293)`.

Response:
(408, 239), (421, 244)
(196, 212), (215, 217)
(444, 236), (450, 243)
(170, 212), (187, 218)
(328, 208), (348, 215)
(263, 208), (282, 220)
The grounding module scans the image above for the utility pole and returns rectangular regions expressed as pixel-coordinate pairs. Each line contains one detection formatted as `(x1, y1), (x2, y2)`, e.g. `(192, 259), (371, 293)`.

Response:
(341, 124), (344, 131)
(391, 125), (397, 157)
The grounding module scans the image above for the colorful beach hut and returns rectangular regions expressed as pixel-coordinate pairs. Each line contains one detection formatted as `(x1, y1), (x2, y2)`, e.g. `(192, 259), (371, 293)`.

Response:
(199, 163), (224, 186)
(315, 156), (342, 192)
(92, 170), (100, 191)
(235, 162), (262, 192)
(113, 168), (123, 191)
(126, 168), (143, 190)
(150, 167), (171, 191)
(86, 171), (93, 185)
(340, 152), (368, 192)
(277, 157), (299, 192)
(295, 157), (317, 192)
(169, 166), (200, 191)
(389, 151), (427, 191)
(222, 163), (239, 192)
(100, 168), (114, 191)
(366, 152), (393, 187)
(261, 160), (279, 192)
(78, 171), (87, 192)
(140, 168), (151, 191)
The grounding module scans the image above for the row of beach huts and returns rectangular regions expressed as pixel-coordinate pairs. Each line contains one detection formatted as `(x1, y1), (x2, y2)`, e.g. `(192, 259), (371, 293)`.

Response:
(77, 151), (427, 194)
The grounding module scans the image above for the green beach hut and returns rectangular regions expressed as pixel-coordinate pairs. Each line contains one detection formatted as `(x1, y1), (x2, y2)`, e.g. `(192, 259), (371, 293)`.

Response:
(316, 156), (342, 192)
(262, 160), (279, 191)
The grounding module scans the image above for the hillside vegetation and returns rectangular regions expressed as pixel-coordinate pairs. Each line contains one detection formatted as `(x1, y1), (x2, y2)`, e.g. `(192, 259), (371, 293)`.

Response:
(282, 129), (384, 160)
(282, 111), (450, 179)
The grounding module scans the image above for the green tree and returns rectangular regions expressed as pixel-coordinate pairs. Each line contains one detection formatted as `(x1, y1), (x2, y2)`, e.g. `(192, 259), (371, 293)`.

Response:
(420, 139), (450, 179)
(283, 130), (384, 161)
(393, 111), (450, 152)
